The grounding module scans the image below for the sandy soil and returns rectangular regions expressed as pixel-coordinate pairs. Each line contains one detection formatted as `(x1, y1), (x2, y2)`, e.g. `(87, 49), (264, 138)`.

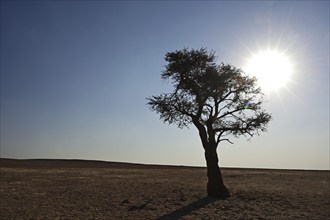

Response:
(1, 159), (329, 219)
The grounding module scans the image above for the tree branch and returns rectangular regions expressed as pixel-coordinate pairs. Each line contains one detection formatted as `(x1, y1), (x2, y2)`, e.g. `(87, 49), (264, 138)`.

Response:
(219, 139), (234, 144)
(217, 107), (245, 120)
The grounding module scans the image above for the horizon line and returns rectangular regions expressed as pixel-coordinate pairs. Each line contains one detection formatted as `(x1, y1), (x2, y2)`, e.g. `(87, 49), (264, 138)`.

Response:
(1, 157), (329, 171)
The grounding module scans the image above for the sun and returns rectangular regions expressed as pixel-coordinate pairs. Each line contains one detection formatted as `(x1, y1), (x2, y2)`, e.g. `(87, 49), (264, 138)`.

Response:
(245, 49), (293, 92)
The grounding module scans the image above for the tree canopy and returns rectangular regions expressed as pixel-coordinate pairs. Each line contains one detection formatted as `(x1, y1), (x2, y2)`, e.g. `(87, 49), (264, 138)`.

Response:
(147, 48), (271, 148)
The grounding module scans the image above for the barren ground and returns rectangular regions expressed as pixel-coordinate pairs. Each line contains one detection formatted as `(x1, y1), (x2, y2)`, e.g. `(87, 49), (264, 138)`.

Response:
(0, 159), (329, 219)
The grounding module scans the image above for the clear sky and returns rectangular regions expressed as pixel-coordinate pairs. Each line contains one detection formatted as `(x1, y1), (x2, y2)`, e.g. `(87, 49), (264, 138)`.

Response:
(1, 1), (329, 170)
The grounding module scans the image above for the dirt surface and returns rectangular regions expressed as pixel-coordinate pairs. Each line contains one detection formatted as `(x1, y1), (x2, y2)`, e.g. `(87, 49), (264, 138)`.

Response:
(1, 159), (329, 219)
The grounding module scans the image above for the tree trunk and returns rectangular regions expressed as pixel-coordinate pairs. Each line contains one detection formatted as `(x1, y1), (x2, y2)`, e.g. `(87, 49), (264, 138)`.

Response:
(205, 147), (230, 198)
(193, 118), (230, 198)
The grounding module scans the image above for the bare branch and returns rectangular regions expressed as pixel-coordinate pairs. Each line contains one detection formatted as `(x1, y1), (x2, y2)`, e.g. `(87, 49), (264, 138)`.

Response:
(219, 139), (234, 144)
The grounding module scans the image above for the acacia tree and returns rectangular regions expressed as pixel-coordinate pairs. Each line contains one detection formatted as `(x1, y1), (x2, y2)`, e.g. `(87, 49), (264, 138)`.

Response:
(147, 48), (272, 198)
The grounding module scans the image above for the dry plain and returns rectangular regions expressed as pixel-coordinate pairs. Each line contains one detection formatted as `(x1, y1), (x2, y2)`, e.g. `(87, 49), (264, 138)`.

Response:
(0, 159), (329, 219)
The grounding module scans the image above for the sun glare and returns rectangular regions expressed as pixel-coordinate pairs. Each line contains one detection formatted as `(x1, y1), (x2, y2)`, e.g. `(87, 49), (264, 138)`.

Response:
(245, 50), (293, 92)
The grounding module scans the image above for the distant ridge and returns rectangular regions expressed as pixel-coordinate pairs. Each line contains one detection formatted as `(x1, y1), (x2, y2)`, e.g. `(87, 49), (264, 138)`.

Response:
(0, 158), (204, 169)
(1, 158), (328, 171)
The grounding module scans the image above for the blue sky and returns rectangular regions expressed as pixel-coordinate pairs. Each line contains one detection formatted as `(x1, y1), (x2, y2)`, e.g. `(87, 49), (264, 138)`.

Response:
(1, 1), (329, 170)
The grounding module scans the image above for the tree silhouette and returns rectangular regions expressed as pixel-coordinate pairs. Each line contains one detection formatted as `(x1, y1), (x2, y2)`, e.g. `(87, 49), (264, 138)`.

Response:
(147, 48), (272, 198)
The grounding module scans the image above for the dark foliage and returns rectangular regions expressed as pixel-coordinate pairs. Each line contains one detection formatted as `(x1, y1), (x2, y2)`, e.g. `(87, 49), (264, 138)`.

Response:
(147, 48), (272, 146)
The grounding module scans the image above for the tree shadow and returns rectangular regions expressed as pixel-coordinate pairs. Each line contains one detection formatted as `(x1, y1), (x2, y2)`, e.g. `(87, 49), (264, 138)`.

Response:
(155, 197), (220, 220)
